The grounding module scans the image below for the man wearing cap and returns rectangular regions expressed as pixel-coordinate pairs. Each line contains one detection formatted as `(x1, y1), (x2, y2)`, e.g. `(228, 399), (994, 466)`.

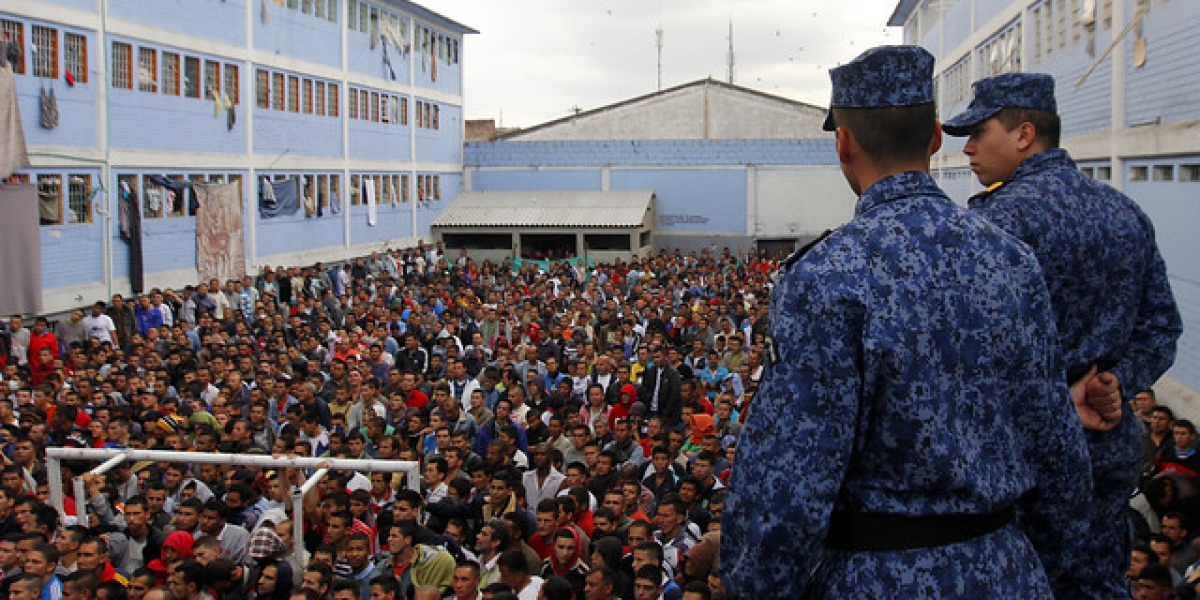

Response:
(943, 72), (1183, 598)
(721, 46), (1091, 597)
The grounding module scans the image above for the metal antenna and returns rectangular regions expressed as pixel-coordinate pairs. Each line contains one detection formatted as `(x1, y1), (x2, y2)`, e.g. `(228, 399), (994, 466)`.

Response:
(727, 20), (735, 84)
(656, 25), (664, 90)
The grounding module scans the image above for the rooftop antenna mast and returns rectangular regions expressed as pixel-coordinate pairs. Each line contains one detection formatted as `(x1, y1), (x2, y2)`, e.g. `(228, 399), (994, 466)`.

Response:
(727, 20), (735, 84)
(656, 25), (664, 90)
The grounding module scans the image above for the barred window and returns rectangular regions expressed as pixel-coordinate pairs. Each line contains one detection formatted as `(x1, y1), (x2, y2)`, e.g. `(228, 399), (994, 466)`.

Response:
(64, 32), (87, 83)
(380, 95), (390, 123)
(347, 0), (357, 28)
(224, 63), (239, 103)
(162, 52), (180, 95)
(204, 60), (220, 97)
(68, 174), (93, 224)
(303, 78), (313, 114)
(32, 26), (58, 78)
(401, 174), (409, 202)
(328, 83), (339, 117)
(432, 105), (439, 129)
(348, 86), (358, 119)
(138, 47), (157, 92)
(38, 175), (63, 226)
(315, 81), (326, 116)
(370, 92), (379, 122)
(326, 0), (338, 22)
(316, 174), (328, 211)
(400, 97), (408, 125)
(0, 20), (23, 74)
(288, 75), (299, 112)
(184, 56), (201, 98)
(350, 174), (361, 205)
(111, 42), (133, 89)
(256, 69), (270, 108)
(271, 72), (284, 110)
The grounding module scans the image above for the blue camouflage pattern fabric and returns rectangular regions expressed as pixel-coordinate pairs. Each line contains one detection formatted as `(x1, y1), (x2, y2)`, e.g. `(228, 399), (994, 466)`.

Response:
(720, 171), (1092, 599)
(969, 147), (1183, 598)
(942, 73), (1058, 135)
(822, 45), (935, 131)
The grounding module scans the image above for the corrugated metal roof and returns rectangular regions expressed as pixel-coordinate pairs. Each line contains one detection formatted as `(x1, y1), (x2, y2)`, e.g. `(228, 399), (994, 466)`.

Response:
(432, 190), (654, 228)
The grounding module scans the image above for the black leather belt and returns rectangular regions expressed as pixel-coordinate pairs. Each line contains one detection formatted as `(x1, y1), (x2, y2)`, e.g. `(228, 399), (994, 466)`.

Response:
(825, 506), (1015, 551)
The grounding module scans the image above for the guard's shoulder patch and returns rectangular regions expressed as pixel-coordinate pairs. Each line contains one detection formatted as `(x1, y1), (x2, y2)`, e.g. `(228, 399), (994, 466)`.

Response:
(783, 229), (835, 268)
(968, 180), (1006, 204)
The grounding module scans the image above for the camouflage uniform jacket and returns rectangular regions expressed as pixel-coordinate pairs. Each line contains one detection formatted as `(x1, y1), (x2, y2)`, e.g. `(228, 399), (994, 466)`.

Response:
(721, 171), (1091, 598)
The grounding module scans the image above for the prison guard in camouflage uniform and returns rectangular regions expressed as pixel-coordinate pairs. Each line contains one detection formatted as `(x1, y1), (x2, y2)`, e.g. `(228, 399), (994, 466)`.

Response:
(945, 72), (1184, 599)
(720, 46), (1093, 599)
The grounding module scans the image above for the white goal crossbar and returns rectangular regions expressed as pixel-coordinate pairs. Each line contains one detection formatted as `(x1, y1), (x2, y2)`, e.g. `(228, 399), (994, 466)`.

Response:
(45, 447), (419, 565)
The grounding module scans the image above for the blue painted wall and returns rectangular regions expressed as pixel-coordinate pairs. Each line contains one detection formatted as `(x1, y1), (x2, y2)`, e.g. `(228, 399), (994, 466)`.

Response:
(466, 139), (837, 168)
(1126, 156), (1200, 392)
(39, 0), (95, 13)
(1124, 1), (1200, 127)
(346, 26), (411, 82)
(109, 0), (247, 48)
(349, 198), (413, 245)
(415, 102), (462, 163)
(472, 169), (601, 191)
(37, 170), (105, 291)
(467, 140), (831, 236)
(612, 169), (746, 234)
(348, 120), (411, 161)
(255, 110), (343, 158)
(252, 3), (342, 70)
(12, 23), (97, 151)
(257, 206), (346, 258)
(108, 84), (247, 155)
(942, 0), (974, 56)
(975, 0), (1011, 31)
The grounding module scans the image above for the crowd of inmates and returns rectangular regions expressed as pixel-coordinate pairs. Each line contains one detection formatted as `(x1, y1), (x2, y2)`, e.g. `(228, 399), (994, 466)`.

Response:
(0, 240), (779, 600)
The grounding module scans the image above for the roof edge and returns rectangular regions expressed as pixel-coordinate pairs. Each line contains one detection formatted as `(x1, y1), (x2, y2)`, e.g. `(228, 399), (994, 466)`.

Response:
(500, 78), (826, 140)
(385, 0), (478, 35)
(888, 0), (919, 26)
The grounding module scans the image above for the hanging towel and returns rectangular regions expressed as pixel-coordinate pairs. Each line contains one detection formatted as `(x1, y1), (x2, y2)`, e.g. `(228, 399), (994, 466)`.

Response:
(118, 181), (145, 294)
(39, 85), (58, 129)
(0, 62), (29, 179)
(364, 177), (377, 226)
(224, 93), (236, 130)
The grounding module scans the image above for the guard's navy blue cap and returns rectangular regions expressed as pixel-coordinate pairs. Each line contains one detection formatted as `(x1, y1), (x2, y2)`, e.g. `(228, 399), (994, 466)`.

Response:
(942, 73), (1058, 136)
(822, 45), (936, 132)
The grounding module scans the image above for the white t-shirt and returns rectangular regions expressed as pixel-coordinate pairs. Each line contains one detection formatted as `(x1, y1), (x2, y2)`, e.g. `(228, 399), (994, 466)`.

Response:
(517, 576), (543, 600)
(81, 314), (117, 344)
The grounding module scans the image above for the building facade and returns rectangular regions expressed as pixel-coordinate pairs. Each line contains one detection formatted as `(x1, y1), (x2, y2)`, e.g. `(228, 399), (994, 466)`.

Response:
(889, 0), (1199, 397)
(463, 79), (858, 256)
(4, 0), (472, 314)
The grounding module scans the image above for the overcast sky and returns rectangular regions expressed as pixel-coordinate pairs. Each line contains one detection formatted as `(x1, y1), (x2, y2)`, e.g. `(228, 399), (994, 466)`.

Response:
(419, 0), (903, 128)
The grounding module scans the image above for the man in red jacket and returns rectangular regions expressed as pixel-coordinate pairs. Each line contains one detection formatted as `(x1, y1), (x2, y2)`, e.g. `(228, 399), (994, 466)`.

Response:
(27, 318), (59, 383)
